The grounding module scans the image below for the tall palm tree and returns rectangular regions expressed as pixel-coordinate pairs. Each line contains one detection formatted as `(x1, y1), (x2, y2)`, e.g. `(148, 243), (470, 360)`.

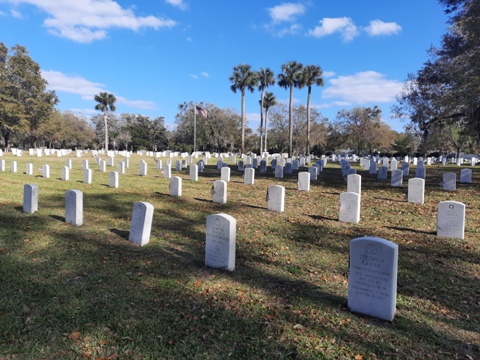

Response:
(278, 61), (303, 157)
(229, 64), (258, 154)
(257, 67), (275, 154)
(262, 91), (277, 154)
(301, 65), (324, 155)
(94, 92), (116, 151)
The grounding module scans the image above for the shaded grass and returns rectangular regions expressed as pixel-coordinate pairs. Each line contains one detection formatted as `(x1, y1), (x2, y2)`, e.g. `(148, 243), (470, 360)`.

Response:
(0, 154), (479, 359)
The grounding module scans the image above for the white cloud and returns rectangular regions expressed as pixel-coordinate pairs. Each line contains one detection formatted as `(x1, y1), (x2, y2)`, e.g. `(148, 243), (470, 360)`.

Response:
(186, 36), (192, 42)
(42, 70), (155, 109)
(189, 74), (198, 79)
(115, 96), (156, 110)
(11, 9), (22, 18)
(322, 71), (403, 103)
(365, 19), (402, 36)
(42, 70), (105, 99)
(308, 17), (359, 42)
(276, 23), (302, 37)
(165, 0), (187, 10)
(268, 3), (306, 24)
(246, 113), (260, 122)
(5, 0), (176, 43)
(323, 71), (336, 77)
(201, 72), (209, 77)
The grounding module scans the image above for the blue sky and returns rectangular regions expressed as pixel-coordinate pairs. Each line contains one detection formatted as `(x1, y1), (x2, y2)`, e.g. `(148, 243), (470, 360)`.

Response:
(0, 0), (448, 132)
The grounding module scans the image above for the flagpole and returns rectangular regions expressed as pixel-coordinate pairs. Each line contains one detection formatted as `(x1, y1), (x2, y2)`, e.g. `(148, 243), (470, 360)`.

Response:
(193, 103), (197, 152)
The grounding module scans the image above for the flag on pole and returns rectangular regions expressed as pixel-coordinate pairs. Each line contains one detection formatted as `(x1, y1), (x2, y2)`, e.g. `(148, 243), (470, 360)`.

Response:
(195, 105), (208, 117)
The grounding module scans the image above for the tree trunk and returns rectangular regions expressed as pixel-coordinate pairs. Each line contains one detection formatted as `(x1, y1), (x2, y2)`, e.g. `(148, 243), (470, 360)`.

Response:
(289, 86), (294, 157)
(265, 109), (269, 154)
(241, 90), (245, 155)
(306, 86), (312, 156)
(259, 89), (264, 155)
(104, 110), (108, 151)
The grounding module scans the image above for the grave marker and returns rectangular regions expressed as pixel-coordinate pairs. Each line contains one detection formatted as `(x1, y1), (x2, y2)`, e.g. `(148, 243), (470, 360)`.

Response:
(23, 184), (38, 214)
(348, 237), (398, 321)
(212, 180), (227, 204)
(339, 192), (360, 223)
(407, 178), (424, 204)
(109, 171), (119, 188)
(267, 185), (285, 212)
(65, 190), (83, 226)
(298, 172), (310, 191)
(205, 214), (236, 271)
(61, 166), (69, 181)
(129, 202), (154, 246)
(437, 201), (465, 240)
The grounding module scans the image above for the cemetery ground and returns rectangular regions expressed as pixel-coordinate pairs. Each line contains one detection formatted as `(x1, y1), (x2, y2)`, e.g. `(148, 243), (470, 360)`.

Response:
(0, 154), (479, 360)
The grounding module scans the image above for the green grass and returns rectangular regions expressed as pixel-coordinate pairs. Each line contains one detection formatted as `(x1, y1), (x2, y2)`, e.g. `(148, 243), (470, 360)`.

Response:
(0, 153), (479, 359)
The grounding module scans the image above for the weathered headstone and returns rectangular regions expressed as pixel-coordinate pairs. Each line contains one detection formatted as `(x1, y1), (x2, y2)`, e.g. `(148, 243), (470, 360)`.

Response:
(414, 167), (426, 179)
(163, 164), (171, 179)
(244, 168), (255, 185)
(339, 192), (360, 224)
(170, 176), (182, 197)
(298, 172), (310, 191)
(26, 163), (34, 175)
(407, 178), (424, 204)
(369, 161), (377, 174)
(190, 164), (198, 181)
(65, 190), (83, 226)
(308, 166), (318, 181)
(23, 184), (38, 214)
(347, 174), (361, 195)
(267, 185), (285, 212)
(109, 171), (119, 188)
(348, 237), (398, 321)
(401, 162), (409, 176)
(377, 166), (388, 180)
(205, 214), (236, 271)
(390, 169), (403, 187)
(442, 172), (456, 191)
(118, 161), (126, 175)
(221, 166), (230, 182)
(259, 160), (267, 173)
(129, 202), (154, 246)
(61, 166), (69, 181)
(285, 163), (292, 174)
(238, 161), (244, 171)
(11, 161), (17, 173)
(42, 164), (50, 178)
(275, 165), (284, 179)
(390, 159), (398, 171)
(212, 180), (227, 204)
(83, 168), (92, 184)
(140, 160), (148, 176)
(460, 168), (472, 183)
(437, 201), (465, 240)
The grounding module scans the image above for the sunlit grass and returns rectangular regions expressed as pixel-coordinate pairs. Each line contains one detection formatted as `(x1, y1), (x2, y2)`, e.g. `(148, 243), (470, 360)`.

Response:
(0, 153), (479, 359)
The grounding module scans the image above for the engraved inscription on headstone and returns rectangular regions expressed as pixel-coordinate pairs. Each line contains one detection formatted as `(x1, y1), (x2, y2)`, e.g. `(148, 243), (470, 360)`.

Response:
(205, 214), (236, 271)
(348, 237), (398, 321)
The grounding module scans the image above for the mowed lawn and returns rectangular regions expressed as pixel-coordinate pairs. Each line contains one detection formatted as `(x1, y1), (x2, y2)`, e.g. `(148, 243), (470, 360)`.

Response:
(0, 153), (479, 360)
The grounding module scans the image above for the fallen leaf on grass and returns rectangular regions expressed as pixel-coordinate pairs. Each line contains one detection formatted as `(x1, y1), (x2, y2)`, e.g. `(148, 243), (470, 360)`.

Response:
(68, 332), (81, 340)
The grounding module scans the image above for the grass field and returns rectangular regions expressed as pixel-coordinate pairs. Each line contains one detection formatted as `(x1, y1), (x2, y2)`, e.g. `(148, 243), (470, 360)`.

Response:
(0, 153), (479, 359)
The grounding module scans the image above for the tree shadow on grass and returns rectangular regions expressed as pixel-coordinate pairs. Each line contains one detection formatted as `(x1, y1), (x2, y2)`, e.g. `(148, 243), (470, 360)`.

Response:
(49, 214), (65, 222)
(109, 228), (129, 239)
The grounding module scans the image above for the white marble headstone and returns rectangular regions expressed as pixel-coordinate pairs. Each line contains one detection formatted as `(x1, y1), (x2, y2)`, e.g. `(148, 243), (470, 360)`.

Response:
(65, 190), (83, 226)
(23, 184), (38, 214)
(339, 192), (360, 224)
(205, 214), (236, 271)
(348, 237), (398, 321)
(170, 176), (182, 197)
(129, 202), (154, 246)
(267, 185), (285, 212)
(437, 201), (465, 240)
(407, 178), (424, 204)
(298, 172), (310, 191)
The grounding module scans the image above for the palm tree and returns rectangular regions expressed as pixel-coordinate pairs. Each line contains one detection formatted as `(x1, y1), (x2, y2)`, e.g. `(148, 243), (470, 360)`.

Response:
(257, 67), (275, 154)
(262, 91), (277, 154)
(94, 92), (116, 151)
(301, 65), (324, 155)
(229, 64), (258, 154)
(278, 61), (303, 157)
